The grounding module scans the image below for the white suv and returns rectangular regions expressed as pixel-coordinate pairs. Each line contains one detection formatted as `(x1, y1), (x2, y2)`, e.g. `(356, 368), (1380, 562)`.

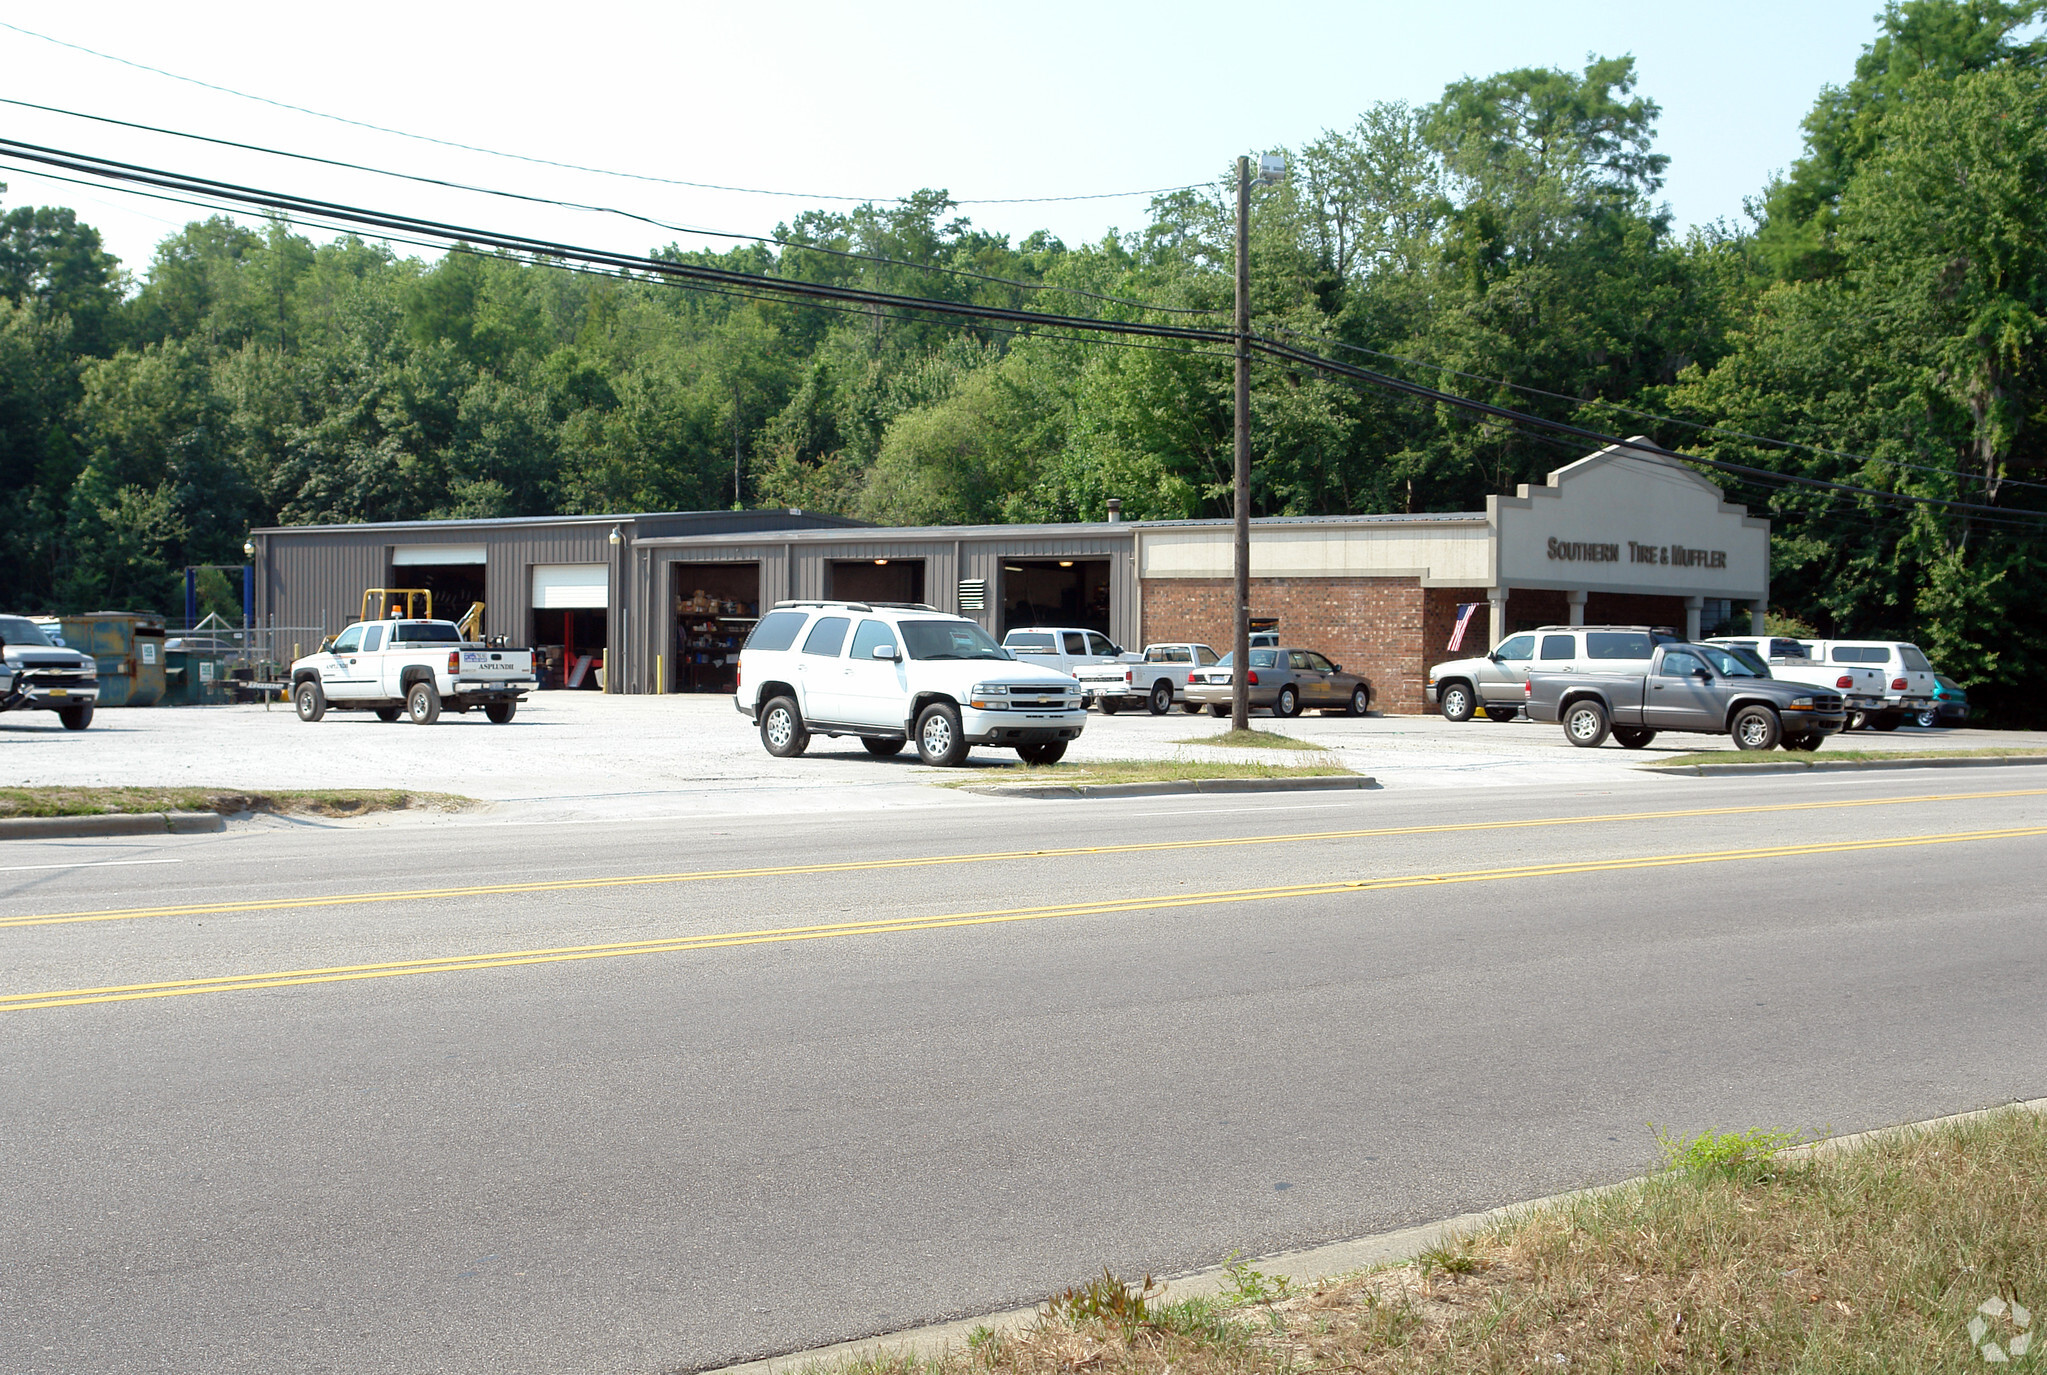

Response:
(736, 601), (1088, 766)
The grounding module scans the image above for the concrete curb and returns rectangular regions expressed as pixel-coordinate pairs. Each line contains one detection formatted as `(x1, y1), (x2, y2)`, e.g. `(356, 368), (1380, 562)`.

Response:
(1644, 753), (2047, 777)
(0, 811), (226, 841)
(957, 774), (1375, 800)
(705, 1096), (2047, 1375)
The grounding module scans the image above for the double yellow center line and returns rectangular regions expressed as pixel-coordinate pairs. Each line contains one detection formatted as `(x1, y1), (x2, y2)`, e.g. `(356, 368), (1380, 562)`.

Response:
(5, 823), (2042, 1013)
(6, 787), (2044, 931)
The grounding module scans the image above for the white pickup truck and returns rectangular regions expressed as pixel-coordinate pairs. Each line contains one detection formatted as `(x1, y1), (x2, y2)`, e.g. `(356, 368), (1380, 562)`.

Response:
(1074, 642), (1221, 714)
(290, 619), (536, 724)
(1000, 626), (1139, 683)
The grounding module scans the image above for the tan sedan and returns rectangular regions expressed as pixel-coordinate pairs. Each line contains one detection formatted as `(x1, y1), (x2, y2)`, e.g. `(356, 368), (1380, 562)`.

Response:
(1181, 647), (1373, 718)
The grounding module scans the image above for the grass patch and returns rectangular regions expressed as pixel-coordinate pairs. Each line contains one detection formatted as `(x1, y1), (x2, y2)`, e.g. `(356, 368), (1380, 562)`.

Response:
(1659, 745), (2047, 767)
(0, 787), (472, 819)
(1172, 729), (1328, 752)
(816, 1106), (2046, 1375)
(936, 759), (1354, 787)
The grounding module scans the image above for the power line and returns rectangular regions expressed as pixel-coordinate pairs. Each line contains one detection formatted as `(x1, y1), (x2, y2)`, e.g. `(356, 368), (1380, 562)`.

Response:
(0, 97), (1219, 318)
(1306, 332), (2047, 497)
(0, 21), (1201, 207)
(12, 129), (2044, 532)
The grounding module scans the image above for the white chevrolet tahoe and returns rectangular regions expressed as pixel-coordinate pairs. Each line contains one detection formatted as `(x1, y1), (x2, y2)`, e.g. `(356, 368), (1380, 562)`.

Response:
(290, 619), (537, 724)
(1074, 642), (1220, 715)
(737, 601), (1087, 766)
(0, 614), (100, 729)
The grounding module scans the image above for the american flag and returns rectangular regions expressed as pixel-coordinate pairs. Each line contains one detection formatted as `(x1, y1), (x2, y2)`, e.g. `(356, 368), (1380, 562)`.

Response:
(1447, 602), (1481, 652)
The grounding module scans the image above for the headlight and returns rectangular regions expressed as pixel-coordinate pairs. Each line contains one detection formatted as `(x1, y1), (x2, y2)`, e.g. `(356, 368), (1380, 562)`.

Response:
(969, 683), (1008, 710)
(970, 683), (1007, 696)
(1788, 696), (1814, 709)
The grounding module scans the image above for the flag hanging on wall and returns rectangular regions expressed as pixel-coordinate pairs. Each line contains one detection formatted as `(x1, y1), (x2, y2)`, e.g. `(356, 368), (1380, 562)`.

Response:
(1447, 602), (1480, 652)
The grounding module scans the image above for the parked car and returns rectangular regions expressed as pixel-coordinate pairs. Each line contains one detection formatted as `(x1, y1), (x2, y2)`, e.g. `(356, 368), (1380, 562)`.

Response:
(290, 619), (536, 724)
(1073, 642), (1219, 715)
(1182, 647), (1373, 719)
(1427, 625), (1681, 722)
(1524, 641), (1847, 751)
(1920, 674), (1969, 728)
(1000, 627), (1137, 686)
(0, 614), (99, 729)
(1802, 640), (1937, 730)
(1703, 635), (1889, 723)
(739, 601), (1087, 766)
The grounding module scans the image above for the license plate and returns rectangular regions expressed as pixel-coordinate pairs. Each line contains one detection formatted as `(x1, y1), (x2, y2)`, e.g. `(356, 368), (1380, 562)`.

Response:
(47, 689), (67, 696)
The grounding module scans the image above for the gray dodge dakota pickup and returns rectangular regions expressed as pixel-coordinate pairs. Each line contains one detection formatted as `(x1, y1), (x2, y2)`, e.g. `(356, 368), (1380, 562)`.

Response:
(1524, 642), (1847, 751)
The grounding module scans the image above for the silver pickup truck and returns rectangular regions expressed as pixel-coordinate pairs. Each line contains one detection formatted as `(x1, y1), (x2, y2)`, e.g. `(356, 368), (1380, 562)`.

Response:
(1525, 642), (1848, 752)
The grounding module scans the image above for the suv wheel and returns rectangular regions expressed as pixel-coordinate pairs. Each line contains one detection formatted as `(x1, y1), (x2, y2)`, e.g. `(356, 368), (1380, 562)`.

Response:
(406, 680), (441, 725)
(1564, 699), (1610, 748)
(1147, 681), (1174, 715)
(294, 679), (326, 722)
(1018, 741), (1067, 765)
(1869, 712), (1903, 732)
(1612, 726), (1656, 749)
(1272, 685), (1300, 718)
(1181, 701), (1204, 715)
(1209, 703), (1229, 717)
(1732, 705), (1781, 751)
(1100, 697), (1121, 715)
(1784, 732), (1823, 751)
(915, 702), (969, 766)
(861, 736), (906, 757)
(58, 703), (93, 731)
(760, 696), (808, 757)
(1483, 706), (1518, 722)
(485, 700), (517, 724)
(374, 705), (402, 722)
(1439, 682), (1475, 722)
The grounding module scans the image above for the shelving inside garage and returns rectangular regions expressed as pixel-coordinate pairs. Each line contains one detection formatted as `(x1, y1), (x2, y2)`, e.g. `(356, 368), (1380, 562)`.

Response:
(671, 561), (760, 693)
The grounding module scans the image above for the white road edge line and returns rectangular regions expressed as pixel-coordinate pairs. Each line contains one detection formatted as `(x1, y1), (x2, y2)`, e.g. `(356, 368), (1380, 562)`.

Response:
(0, 858), (182, 874)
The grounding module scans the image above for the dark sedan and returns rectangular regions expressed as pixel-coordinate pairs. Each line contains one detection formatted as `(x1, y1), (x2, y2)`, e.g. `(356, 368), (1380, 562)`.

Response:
(1181, 647), (1373, 718)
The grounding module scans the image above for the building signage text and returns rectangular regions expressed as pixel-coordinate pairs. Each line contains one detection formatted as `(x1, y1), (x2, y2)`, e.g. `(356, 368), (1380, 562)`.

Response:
(1546, 535), (1726, 569)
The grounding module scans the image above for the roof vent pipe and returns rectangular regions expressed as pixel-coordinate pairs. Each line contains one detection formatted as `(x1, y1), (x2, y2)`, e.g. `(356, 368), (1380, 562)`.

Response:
(1106, 497), (1123, 524)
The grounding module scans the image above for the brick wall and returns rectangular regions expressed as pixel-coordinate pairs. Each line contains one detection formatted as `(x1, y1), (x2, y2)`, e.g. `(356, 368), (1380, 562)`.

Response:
(1141, 577), (1451, 713)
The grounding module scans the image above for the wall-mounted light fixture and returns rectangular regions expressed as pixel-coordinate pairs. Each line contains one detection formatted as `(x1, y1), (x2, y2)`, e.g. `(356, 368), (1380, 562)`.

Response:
(242, 539), (256, 558)
(1058, 560), (1074, 568)
(608, 525), (623, 547)
(874, 558), (888, 566)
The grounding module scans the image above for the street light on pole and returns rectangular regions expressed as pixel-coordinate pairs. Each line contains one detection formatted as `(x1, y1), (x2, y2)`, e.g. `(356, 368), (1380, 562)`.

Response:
(1232, 151), (1286, 732)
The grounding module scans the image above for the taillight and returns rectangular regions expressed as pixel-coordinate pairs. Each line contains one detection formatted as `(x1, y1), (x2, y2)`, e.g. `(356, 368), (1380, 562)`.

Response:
(1892, 677), (1908, 691)
(1246, 670), (1260, 686)
(448, 651), (460, 673)
(1836, 675), (1854, 689)
(1524, 678), (1534, 697)
(1124, 668), (1134, 683)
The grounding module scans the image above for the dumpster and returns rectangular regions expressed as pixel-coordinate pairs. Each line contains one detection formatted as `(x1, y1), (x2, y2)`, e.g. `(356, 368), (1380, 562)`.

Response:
(162, 649), (234, 705)
(56, 612), (167, 707)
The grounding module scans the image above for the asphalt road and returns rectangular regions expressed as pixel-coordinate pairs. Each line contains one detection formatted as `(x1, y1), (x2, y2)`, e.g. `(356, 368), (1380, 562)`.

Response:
(4, 770), (2046, 1373)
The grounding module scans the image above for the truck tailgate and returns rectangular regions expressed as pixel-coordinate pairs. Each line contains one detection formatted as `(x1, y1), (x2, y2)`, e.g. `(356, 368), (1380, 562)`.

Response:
(455, 649), (533, 680)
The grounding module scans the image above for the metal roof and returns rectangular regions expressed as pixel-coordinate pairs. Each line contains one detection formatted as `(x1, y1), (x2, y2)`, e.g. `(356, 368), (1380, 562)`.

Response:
(250, 508), (868, 536)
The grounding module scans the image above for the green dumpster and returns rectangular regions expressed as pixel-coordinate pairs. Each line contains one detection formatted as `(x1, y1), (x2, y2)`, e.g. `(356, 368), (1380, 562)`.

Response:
(161, 649), (234, 705)
(56, 613), (167, 707)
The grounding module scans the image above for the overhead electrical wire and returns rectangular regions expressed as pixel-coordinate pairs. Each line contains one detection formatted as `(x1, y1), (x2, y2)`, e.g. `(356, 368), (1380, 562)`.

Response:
(0, 97), (1220, 318)
(8, 129), (2042, 531)
(0, 20), (1202, 207)
(1306, 333), (2047, 497)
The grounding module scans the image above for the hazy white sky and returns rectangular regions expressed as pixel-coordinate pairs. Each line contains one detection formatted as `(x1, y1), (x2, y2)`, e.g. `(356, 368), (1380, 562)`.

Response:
(0, 2), (1882, 280)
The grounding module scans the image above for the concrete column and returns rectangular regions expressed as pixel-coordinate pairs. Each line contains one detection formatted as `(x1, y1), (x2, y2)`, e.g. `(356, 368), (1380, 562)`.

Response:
(1487, 588), (1509, 649)
(1749, 600), (1768, 635)
(1565, 589), (1588, 627)
(1684, 595), (1705, 642)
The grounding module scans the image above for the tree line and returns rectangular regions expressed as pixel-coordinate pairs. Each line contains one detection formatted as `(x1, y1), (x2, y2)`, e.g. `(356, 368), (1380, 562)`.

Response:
(2, 1), (2043, 721)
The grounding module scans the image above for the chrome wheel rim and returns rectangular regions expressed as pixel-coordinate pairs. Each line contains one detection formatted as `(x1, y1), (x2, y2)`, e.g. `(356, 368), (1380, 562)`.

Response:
(1278, 689), (1296, 715)
(1738, 717), (1769, 748)
(1444, 688), (1468, 716)
(1352, 689), (1368, 713)
(921, 715), (953, 755)
(765, 708), (794, 749)
(1567, 708), (1600, 741)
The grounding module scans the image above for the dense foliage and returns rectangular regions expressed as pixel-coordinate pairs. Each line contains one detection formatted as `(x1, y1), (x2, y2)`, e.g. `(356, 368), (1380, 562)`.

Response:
(2, 1), (2043, 720)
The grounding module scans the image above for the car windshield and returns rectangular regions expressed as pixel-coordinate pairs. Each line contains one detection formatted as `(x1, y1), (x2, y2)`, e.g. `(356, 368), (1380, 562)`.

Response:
(901, 619), (1008, 660)
(0, 616), (54, 647)
(1211, 650), (1279, 670)
(1696, 645), (1769, 678)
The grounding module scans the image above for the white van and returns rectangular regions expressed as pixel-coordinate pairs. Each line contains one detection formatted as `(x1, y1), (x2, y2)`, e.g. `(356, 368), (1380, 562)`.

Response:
(1804, 640), (1938, 730)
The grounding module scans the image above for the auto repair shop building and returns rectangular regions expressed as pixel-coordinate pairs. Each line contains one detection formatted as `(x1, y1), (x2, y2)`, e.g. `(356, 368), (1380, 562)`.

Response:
(250, 441), (1769, 711)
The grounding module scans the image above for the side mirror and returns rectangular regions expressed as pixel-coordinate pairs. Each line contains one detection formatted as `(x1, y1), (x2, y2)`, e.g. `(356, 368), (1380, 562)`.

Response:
(1695, 668), (1713, 682)
(872, 644), (898, 660)
(319, 636), (337, 652)
(1330, 664), (1342, 672)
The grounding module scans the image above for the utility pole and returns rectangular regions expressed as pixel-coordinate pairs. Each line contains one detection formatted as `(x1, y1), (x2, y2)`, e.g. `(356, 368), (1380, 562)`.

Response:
(1231, 156), (1252, 732)
(1231, 151), (1284, 732)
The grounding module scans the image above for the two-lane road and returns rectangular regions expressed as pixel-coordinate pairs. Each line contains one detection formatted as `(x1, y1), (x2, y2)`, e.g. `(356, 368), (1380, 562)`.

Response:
(4, 772), (2045, 1373)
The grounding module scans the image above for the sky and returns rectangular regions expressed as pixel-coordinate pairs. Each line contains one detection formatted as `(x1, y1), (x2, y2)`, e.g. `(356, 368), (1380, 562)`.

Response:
(0, 2), (1886, 282)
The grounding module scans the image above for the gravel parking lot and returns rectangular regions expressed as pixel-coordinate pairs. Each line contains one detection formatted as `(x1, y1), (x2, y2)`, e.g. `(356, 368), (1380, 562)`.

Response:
(5, 694), (2041, 823)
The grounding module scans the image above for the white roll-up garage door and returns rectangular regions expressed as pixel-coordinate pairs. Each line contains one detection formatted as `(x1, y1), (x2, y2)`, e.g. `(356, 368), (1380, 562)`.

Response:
(532, 563), (609, 609)
(393, 544), (486, 566)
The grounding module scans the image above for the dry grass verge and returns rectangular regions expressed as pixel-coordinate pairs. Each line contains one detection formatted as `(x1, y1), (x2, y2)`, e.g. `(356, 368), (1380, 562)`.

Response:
(1659, 746), (2047, 767)
(1172, 730), (1328, 752)
(817, 1107), (2046, 1375)
(0, 787), (472, 818)
(935, 759), (1353, 787)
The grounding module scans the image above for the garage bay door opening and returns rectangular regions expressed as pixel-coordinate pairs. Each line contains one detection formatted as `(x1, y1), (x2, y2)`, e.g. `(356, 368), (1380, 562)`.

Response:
(532, 564), (609, 690)
(829, 558), (925, 606)
(671, 561), (760, 693)
(391, 544), (485, 630)
(1001, 559), (1110, 636)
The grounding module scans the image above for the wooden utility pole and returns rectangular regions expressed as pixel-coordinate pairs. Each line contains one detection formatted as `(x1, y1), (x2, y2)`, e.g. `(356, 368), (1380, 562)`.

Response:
(1232, 155), (1252, 732)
